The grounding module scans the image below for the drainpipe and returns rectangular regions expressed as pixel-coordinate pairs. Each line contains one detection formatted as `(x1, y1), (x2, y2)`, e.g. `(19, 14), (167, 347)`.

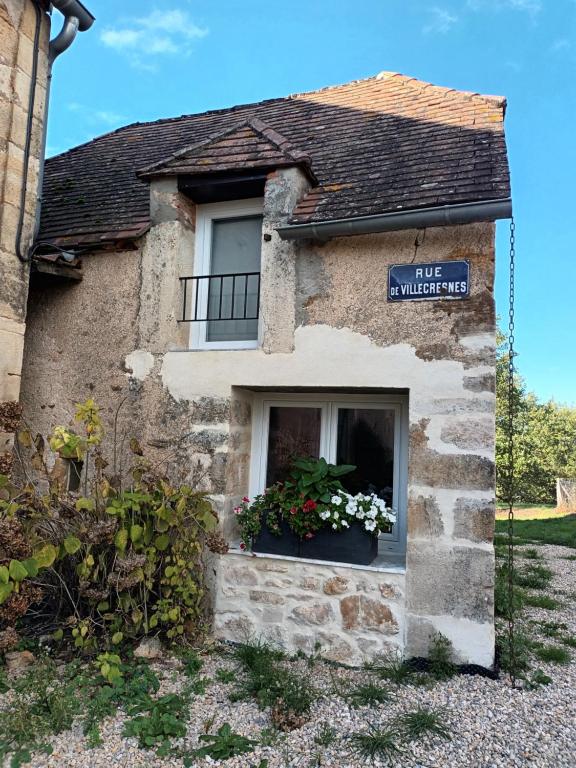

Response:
(276, 197), (513, 240)
(15, 0), (94, 262)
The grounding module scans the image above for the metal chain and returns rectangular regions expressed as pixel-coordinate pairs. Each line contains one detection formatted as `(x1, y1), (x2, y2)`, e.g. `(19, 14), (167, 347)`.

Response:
(507, 217), (517, 685)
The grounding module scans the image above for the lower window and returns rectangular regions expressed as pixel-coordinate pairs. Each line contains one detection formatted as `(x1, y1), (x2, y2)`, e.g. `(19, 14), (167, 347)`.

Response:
(250, 394), (408, 554)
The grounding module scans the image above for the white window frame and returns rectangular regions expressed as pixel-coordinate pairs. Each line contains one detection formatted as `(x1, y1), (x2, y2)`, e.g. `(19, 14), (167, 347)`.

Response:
(190, 198), (264, 351)
(249, 393), (409, 554)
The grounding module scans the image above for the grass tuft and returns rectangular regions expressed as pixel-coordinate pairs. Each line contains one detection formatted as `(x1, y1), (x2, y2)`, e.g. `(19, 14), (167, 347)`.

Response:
(350, 725), (403, 761)
(524, 593), (561, 610)
(395, 707), (451, 741)
(534, 645), (571, 665)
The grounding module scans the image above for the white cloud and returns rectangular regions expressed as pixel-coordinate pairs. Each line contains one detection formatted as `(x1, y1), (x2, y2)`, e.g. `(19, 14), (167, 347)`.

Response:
(100, 8), (208, 69)
(67, 102), (127, 128)
(551, 38), (571, 53)
(423, 7), (459, 34)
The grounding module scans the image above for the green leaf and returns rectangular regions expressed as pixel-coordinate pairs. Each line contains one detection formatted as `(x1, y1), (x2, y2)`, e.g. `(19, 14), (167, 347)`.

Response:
(130, 524), (143, 543)
(33, 543), (58, 568)
(23, 558), (39, 577)
(76, 497), (95, 512)
(0, 582), (13, 604)
(0, 565), (8, 584)
(9, 559), (29, 582)
(63, 535), (82, 554)
(115, 528), (128, 553)
(53, 628), (64, 641)
(155, 534), (170, 551)
(112, 632), (123, 644)
(330, 464), (356, 476)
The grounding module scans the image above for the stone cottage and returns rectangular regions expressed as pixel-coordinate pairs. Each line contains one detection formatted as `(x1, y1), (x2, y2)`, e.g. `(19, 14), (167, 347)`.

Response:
(19, 72), (511, 668)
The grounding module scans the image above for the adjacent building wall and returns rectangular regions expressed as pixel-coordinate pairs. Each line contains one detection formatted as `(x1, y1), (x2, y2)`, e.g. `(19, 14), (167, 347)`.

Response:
(0, 0), (49, 469)
(20, 167), (497, 666)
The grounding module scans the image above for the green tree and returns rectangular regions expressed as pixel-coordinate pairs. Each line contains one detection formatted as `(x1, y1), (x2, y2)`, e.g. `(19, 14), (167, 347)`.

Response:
(496, 332), (576, 504)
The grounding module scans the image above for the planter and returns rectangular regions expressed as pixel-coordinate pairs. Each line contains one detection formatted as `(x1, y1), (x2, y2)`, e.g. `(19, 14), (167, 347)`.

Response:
(252, 514), (299, 557)
(299, 524), (378, 566)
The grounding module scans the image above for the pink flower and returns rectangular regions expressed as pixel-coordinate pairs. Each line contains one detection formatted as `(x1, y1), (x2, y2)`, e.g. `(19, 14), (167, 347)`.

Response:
(242, 496), (250, 503)
(234, 506), (241, 515)
(290, 507), (297, 515)
(305, 532), (314, 540)
(239, 541), (246, 551)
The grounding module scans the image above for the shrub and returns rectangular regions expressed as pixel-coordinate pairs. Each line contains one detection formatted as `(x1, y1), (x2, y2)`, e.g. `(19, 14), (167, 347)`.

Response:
(350, 725), (403, 761)
(534, 645), (571, 665)
(1, 400), (220, 650)
(428, 633), (456, 680)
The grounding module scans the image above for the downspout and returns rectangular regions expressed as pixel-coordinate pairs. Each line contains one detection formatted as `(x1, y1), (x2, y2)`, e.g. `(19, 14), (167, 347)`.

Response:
(276, 197), (513, 241)
(15, 1), (94, 262)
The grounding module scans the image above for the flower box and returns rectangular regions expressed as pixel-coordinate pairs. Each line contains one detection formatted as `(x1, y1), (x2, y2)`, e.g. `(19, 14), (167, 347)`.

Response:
(299, 523), (378, 566)
(252, 514), (299, 557)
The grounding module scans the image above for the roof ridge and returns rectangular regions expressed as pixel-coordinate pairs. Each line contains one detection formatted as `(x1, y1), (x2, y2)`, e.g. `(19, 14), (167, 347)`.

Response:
(137, 116), (313, 179)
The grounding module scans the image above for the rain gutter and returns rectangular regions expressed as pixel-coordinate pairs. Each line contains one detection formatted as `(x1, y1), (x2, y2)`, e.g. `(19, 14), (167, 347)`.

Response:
(276, 198), (513, 240)
(15, 0), (94, 262)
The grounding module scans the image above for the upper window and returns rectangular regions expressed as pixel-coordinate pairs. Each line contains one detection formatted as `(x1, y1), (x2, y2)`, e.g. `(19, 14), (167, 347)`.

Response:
(249, 394), (408, 554)
(190, 199), (263, 350)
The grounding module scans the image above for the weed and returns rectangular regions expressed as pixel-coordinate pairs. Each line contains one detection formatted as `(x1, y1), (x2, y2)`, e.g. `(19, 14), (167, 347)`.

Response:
(189, 676), (210, 695)
(562, 555), (576, 561)
(560, 634), (576, 649)
(193, 723), (256, 760)
(314, 724), (337, 747)
(0, 659), (82, 766)
(181, 650), (203, 677)
(520, 548), (542, 560)
(259, 726), (284, 747)
(350, 725), (403, 762)
(496, 628), (531, 674)
(395, 707), (451, 741)
(428, 633), (456, 679)
(365, 651), (414, 685)
(526, 669), (552, 688)
(524, 593), (561, 610)
(344, 681), (391, 708)
(123, 692), (189, 755)
(515, 564), (553, 591)
(534, 620), (568, 638)
(534, 645), (571, 665)
(215, 667), (236, 683)
(495, 564), (524, 619)
(231, 638), (315, 733)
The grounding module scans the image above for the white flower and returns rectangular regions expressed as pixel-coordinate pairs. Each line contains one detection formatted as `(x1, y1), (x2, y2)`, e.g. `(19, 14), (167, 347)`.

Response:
(356, 510), (365, 520)
(332, 523), (337, 530)
(331, 495), (342, 506)
(333, 511), (339, 520)
(365, 520), (376, 532)
(342, 519), (349, 528)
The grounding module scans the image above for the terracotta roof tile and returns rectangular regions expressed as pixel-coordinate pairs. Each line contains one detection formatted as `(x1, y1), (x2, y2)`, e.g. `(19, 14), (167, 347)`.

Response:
(39, 72), (510, 245)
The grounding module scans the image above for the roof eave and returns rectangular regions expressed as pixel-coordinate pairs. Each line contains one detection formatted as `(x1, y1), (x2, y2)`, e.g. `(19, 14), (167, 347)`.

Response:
(276, 198), (512, 240)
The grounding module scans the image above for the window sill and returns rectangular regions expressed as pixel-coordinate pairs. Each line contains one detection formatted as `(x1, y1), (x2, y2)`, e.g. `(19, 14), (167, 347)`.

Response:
(226, 544), (406, 574)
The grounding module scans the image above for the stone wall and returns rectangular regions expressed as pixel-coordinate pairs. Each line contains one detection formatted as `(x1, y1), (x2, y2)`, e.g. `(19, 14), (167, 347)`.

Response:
(0, 0), (50, 469)
(20, 166), (497, 667)
(215, 551), (405, 666)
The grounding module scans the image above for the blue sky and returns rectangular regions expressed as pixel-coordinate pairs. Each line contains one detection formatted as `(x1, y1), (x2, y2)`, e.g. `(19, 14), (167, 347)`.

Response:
(46, 0), (576, 404)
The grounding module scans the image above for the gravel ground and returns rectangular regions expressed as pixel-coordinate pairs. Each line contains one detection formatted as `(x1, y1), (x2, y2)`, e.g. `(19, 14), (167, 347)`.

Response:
(5, 543), (575, 768)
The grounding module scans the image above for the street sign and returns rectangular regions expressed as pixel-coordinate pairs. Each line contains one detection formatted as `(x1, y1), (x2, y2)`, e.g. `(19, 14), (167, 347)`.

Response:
(388, 260), (470, 302)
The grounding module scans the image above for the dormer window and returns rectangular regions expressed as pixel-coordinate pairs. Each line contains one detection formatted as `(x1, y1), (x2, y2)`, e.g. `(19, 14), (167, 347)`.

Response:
(189, 199), (263, 350)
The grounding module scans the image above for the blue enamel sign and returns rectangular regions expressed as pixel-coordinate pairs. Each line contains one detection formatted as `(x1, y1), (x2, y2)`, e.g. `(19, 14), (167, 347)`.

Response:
(388, 260), (470, 302)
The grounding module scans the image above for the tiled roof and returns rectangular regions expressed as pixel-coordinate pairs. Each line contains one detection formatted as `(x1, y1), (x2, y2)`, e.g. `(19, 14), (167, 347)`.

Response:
(137, 118), (317, 183)
(39, 72), (510, 246)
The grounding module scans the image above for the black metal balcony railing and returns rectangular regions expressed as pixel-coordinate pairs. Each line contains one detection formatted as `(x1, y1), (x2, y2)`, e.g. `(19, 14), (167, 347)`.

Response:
(178, 272), (261, 323)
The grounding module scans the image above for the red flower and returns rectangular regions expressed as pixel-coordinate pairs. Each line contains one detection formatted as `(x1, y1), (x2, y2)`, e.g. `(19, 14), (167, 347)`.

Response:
(239, 542), (246, 551)
(242, 496), (250, 503)
(303, 500), (317, 513)
(305, 532), (314, 540)
(290, 507), (297, 515)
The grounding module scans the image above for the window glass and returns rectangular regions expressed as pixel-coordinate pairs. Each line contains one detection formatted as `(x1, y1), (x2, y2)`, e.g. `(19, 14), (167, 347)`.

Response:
(266, 407), (322, 486)
(207, 215), (262, 342)
(336, 408), (395, 506)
